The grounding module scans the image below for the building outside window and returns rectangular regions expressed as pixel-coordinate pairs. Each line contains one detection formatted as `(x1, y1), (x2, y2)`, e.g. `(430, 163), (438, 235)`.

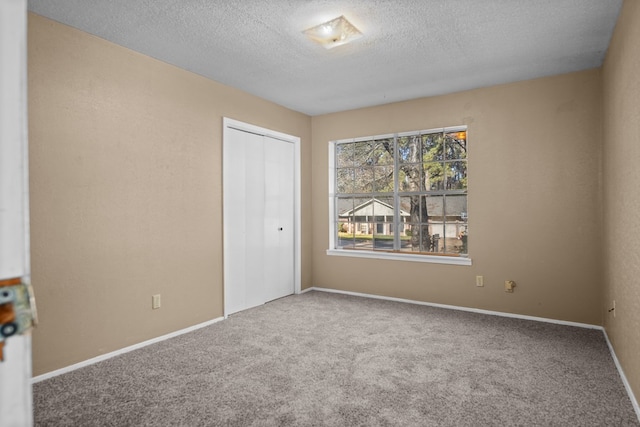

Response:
(330, 126), (468, 260)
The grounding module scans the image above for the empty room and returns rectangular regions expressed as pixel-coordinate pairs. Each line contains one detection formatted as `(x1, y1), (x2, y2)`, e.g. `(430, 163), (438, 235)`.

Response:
(1, 0), (639, 425)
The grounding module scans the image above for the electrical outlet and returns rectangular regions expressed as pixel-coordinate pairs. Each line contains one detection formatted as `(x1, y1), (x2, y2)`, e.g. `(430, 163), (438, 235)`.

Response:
(152, 294), (161, 309)
(475, 276), (484, 287)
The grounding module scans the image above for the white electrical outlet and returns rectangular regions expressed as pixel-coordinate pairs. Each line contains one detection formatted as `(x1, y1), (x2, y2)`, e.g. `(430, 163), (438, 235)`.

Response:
(152, 294), (161, 309)
(475, 276), (484, 287)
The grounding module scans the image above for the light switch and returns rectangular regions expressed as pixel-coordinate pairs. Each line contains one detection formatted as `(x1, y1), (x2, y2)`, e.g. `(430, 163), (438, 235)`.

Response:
(152, 294), (161, 309)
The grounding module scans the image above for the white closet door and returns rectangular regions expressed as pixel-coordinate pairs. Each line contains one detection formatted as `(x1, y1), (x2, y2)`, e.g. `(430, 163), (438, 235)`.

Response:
(224, 128), (295, 315)
(224, 129), (265, 314)
(263, 136), (294, 303)
(242, 131), (268, 310)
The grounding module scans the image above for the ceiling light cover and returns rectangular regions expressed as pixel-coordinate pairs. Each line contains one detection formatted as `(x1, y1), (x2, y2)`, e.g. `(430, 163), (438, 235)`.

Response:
(303, 15), (362, 49)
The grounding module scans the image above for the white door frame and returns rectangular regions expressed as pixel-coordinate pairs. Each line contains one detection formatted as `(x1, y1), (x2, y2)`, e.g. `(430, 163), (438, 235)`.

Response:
(222, 118), (301, 317)
(0, 0), (33, 425)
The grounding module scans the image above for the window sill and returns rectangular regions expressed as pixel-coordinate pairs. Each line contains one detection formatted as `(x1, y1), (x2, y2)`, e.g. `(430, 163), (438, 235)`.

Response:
(326, 249), (472, 265)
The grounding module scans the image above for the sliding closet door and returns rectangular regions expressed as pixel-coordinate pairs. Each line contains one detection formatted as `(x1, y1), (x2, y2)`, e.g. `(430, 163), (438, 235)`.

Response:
(224, 127), (295, 315)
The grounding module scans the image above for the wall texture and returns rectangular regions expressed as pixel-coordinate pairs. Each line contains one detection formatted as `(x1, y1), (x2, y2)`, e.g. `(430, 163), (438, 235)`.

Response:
(602, 0), (640, 407)
(29, 8), (636, 406)
(28, 13), (311, 375)
(311, 69), (603, 325)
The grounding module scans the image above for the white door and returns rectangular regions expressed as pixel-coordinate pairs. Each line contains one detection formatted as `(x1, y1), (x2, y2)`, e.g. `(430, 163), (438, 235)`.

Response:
(0, 0), (33, 425)
(223, 122), (297, 316)
(263, 136), (294, 303)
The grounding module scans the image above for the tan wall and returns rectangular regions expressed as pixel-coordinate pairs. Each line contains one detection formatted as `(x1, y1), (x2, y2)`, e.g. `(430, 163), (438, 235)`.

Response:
(29, 7), (627, 385)
(311, 69), (603, 325)
(28, 13), (312, 376)
(602, 0), (640, 406)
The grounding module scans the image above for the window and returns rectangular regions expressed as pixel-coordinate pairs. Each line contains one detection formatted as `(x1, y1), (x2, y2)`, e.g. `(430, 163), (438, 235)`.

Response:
(328, 127), (470, 265)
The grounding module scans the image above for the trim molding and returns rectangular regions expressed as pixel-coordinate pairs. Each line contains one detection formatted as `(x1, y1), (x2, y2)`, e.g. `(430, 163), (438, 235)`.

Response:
(309, 286), (639, 421)
(326, 249), (472, 265)
(309, 287), (601, 329)
(31, 317), (224, 383)
(603, 329), (640, 421)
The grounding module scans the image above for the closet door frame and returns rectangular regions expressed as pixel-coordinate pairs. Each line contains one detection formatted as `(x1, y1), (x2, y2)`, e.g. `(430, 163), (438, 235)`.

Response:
(222, 118), (301, 317)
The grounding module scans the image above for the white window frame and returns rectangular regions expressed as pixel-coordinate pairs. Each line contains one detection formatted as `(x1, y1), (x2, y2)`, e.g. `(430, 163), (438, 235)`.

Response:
(327, 126), (472, 266)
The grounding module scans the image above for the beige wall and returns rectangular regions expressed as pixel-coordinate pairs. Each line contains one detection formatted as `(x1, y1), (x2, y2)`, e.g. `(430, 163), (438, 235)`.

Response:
(28, 13), (312, 375)
(603, 0), (640, 407)
(311, 69), (603, 325)
(29, 7), (636, 405)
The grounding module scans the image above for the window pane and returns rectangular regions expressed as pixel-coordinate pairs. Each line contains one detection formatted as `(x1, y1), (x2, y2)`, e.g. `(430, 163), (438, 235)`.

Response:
(398, 200), (411, 241)
(373, 166), (394, 192)
(425, 195), (444, 218)
(336, 143), (354, 167)
(373, 224), (394, 251)
(444, 194), (468, 255)
(444, 131), (467, 160)
(354, 222), (373, 250)
(422, 133), (444, 161)
(373, 196), (394, 219)
(445, 161), (467, 190)
(400, 223), (420, 252)
(336, 168), (355, 194)
(424, 195), (444, 252)
(429, 228), (442, 252)
(337, 197), (354, 221)
(418, 224), (429, 252)
(443, 227), (467, 254)
(353, 141), (374, 166)
(372, 140), (394, 165)
(400, 196), (421, 224)
(337, 221), (355, 248)
(399, 163), (421, 191)
(457, 222), (469, 255)
(351, 197), (373, 224)
(398, 135), (421, 163)
(336, 195), (354, 249)
(423, 162), (445, 191)
(444, 194), (467, 218)
(354, 166), (375, 193)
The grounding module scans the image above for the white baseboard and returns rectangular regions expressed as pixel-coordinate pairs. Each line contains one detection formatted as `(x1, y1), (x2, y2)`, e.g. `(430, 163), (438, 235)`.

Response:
(308, 287), (602, 329)
(31, 316), (224, 383)
(603, 329), (640, 421)
(308, 286), (639, 421)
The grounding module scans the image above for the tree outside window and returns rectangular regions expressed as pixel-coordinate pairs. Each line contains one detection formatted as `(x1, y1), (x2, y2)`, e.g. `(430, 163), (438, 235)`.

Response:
(333, 127), (468, 257)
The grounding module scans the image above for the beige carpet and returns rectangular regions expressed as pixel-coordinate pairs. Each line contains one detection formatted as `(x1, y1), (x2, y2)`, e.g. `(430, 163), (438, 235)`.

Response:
(34, 291), (639, 426)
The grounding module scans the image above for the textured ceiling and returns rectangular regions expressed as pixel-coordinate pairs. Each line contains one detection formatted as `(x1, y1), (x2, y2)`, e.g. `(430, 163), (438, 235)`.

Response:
(27, 0), (622, 116)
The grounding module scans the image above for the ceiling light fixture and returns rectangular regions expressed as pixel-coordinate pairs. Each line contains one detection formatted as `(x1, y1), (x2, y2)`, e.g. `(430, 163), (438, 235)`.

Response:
(303, 15), (362, 49)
